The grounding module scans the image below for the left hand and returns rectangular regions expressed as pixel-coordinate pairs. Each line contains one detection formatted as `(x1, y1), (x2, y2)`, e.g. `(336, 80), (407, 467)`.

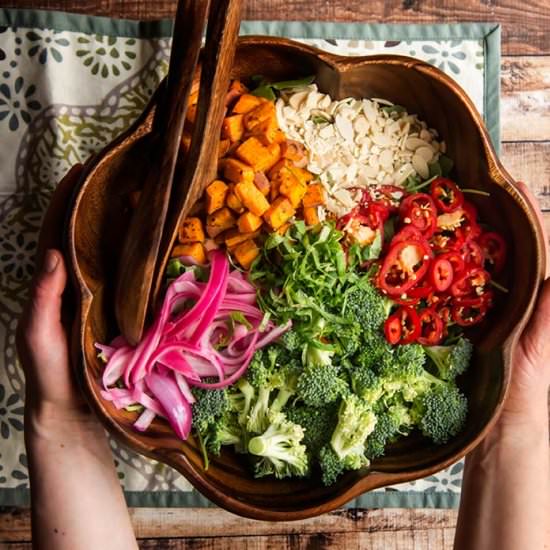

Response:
(16, 164), (100, 434)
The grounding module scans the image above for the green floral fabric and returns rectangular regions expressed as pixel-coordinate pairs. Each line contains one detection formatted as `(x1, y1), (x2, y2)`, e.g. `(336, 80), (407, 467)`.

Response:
(0, 9), (500, 508)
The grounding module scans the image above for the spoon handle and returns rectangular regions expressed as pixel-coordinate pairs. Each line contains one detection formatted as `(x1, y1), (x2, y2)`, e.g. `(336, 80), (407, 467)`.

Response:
(115, 0), (210, 345)
(151, 0), (243, 307)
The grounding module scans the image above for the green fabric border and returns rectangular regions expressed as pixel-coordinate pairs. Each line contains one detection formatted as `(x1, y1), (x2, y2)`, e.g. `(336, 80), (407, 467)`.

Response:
(0, 487), (460, 509)
(0, 8), (498, 510)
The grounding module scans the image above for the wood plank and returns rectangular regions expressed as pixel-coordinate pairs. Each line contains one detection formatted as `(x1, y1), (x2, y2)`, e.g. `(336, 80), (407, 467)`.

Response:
(0, 507), (459, 542)
(0, 0), (549, 55)
(135, 530), (453, 550)
(501, 57), (550, 142)
(501, 141), (550, 212)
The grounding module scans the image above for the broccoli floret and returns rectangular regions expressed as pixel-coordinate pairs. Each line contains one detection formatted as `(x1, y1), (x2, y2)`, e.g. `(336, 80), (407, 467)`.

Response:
(246, 346), (301, 433)
(296, 363), (348, 407)
(227, 378), (256, 426)
(335, 322), (363, 357)
(354, 332), (394, 372)
(330, 394), (377, 468)
(203, 411), (243, 455)
(248, 411), (309, 479)
(286, 403), (338, 458)
(349, 366), (384, 406)
(424, 337), (473, 381)
(318, 444), (346, 486)
(191, 386), (229, 433)
(280, 330), (303, 353)
(344, 281), (394, 332)
(365, 401), (413, 459)
(302, 339), (335, 367)
(377, 344), (432, 402)
(413, 383), (468, 444)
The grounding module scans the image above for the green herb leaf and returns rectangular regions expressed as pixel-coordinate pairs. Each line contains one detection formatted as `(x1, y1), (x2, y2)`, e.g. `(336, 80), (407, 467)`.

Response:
(251, 85), (277, 101)
(271, 75), (315, 90)
(230, 311), (253, 330)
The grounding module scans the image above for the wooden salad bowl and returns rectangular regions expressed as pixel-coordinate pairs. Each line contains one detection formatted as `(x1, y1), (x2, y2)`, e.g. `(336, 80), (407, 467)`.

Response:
(67, 37), (547, 520)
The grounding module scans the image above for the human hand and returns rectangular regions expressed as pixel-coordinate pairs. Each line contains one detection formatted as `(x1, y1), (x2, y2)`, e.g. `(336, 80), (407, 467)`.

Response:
(16, 165), (103, 439)
(499, 181), (550, 431)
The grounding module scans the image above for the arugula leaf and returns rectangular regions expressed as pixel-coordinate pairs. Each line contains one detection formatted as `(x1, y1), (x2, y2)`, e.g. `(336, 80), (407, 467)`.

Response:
(250, 75), (315, 101)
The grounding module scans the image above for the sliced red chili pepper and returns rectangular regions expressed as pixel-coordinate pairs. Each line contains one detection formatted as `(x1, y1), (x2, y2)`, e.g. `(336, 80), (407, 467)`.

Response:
(437, 304), (452, 325)
(430, 177), (464, 213)
(450, 267), (490, 298)
(429, 257), (454, 292)
(377, 239), (433, 296)
(393, 282), (435, 306)
(479, 231), (507, 274)
(384, 314), (402, 345)
(388, 306), (421, 344)
(417, 307), (444, 345)
(392, 225), (426, 245)
(431, 229), (466, 252)
(399, 193), (438, 236)
(452, 296), (489, 326)
(374, 185), (405, 213)
(460, 240), (484, 266)
(458, 202), (482, 241)
(439, 250), (465, 276)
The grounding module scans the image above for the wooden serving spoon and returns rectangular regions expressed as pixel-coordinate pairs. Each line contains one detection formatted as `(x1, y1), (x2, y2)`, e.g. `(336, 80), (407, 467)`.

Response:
(115, 0), (210, 346)
(151, 0), (242, 311)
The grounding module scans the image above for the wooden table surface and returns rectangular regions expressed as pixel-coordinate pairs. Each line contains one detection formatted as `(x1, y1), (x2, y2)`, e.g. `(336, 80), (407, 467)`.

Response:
(0, 1), (549, 548)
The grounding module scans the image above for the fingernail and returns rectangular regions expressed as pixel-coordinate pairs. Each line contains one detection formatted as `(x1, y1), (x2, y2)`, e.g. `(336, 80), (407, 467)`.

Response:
(44, 250), (59, 273)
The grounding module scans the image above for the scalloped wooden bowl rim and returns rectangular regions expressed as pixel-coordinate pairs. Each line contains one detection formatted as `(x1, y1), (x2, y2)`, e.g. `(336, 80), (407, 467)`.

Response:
(67, 36), (547, 521)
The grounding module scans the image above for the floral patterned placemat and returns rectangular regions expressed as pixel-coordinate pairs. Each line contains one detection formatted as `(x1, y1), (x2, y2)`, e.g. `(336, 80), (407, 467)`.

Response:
(0, 8), (500, 508)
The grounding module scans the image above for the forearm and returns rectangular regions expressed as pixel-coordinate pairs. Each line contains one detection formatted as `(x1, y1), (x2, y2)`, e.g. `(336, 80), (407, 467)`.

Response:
(454, 404), (550, 550)
(25, 404), (137, 550)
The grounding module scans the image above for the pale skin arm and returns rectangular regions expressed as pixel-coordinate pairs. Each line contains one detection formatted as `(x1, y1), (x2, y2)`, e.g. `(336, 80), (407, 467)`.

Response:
(454, 278), (550, 550)
(16, 166), (137, 550)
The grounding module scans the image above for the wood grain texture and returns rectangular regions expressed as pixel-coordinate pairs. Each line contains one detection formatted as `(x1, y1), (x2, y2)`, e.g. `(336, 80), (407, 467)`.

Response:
(0, 0), (549, 55)
(0, 507), (459, 543)
(501, 56), (550, 142)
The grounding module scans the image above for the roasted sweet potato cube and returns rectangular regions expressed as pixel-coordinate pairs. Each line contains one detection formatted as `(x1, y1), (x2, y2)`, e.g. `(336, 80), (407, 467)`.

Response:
(278, 169), (307, 208)
(220, 158), (254, 184)
(232, 94), (263, 114)
(221, 114), (244, 142)
(178, 217), (205, 244)
(267, 158), (293, 180)
(244, 102), (276, 132)
(206, 207), (236, 238)
(303, 206), (320, 226)
(249, 117), (283, 144)
(263, 196), (295, 230)
(233, 239), (260, 270)
(225, 80), (249, 107)
(238, 211), (263, 233)
(226, 185), (245, 213)
(234, 181), (270, 216)
(224, 228), (259, 249)
(218, 139), (230, 159)
(276, 222), (291, 236)
(302, 183), (325, 207)
(235, 137), (269, 171)
(171, 242), (206, 264)
(293, 166), (314, 185)
(270, 179), (280, 202)
(254, 172), (271, 196)
(205, 180), (228, 214)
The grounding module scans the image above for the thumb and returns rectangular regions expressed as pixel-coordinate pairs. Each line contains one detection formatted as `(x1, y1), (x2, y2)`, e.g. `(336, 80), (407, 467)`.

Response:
(26, 249), (68, 345)
(518, 278), (550, 376)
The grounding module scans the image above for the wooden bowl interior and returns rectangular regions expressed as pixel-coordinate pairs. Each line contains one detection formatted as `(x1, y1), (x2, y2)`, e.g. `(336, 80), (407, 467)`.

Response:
(71, 38), (543, 519)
